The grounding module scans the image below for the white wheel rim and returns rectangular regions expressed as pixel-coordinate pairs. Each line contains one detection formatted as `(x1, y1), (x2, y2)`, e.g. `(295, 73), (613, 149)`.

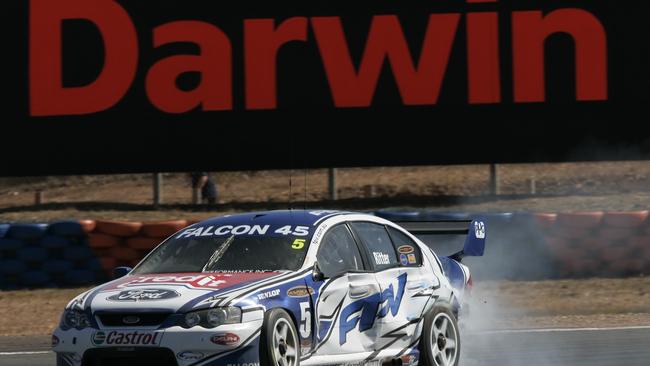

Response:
(272, 318), (298, 366)
(430, 313), (459, 366)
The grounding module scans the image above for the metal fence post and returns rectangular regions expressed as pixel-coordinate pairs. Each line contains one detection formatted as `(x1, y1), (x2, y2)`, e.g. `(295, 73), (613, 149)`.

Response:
(489, 164), (500, 195)
(153, 173), (163, 206)
(328, 168), (338, 200)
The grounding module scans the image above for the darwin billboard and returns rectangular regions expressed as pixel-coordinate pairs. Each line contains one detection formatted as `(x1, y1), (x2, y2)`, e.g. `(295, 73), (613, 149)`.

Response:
(4, 0), (649, 175)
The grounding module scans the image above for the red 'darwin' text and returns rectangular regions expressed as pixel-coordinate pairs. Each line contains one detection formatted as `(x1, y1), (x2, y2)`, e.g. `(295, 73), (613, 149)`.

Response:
(29, 0), (608, 116)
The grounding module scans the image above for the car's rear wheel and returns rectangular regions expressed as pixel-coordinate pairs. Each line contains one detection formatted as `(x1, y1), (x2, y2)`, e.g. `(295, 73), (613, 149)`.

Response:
(260, 308), (300, 366)
(419, 304), (460, 366)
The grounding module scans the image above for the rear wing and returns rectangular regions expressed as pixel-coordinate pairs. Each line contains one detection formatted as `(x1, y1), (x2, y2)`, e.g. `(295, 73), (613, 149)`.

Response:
(394, 219), (486, 261)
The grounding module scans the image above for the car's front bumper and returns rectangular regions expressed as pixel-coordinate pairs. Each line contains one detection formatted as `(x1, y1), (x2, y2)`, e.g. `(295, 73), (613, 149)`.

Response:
(52, 320), (263, 366)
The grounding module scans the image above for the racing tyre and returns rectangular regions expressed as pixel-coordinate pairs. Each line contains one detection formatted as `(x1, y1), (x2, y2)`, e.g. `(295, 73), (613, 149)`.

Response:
(260, 308), (300, 366)
(419, 304), (460, 366)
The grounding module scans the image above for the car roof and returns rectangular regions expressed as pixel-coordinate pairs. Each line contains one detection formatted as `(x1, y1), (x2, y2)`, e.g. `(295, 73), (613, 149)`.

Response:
(193, 209), (362, 229)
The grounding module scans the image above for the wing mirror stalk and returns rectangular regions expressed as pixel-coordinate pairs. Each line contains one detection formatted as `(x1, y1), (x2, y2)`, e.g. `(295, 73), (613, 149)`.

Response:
(312, 262), (326, 282)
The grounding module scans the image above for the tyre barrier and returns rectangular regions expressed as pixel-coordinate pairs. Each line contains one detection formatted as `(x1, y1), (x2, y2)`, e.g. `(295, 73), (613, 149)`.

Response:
(0, 238), (24, 251)
(6, 223), (48, 241)
(40, 235), (71, 249)
(2, 212), (650, 289)
(95, 220), (143, 237)
(126, 236), (163, 250)
(42, 260), (74, 274)
(0, 224), (10, 238)
(21, 271), (50, 286)
(17, 247), (49, 263)
(141, 220), (188, 238)
(48, 221), (86, 237)
(0, 221), (119, 289)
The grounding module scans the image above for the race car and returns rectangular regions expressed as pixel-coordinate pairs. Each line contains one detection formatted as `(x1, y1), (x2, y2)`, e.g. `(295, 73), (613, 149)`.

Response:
(53, 210), (485, 366)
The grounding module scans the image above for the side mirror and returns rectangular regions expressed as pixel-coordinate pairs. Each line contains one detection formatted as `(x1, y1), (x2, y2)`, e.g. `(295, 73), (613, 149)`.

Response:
(112, 266), (132, 279)
(312, 262), (326, 282)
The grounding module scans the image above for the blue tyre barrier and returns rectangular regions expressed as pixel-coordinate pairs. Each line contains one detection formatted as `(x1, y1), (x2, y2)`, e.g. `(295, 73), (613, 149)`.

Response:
(64, 270), (97, 285)
(7, 224), (48, 241)
(21, 271), (51, 286)
(40, 235), (71, 249)
(83, 258), (103, 272)
(48, 221), (85, 237)
(0, 259), (27, 275)
(63, 246), (93, 261)
(373, 210), (421, 221)
(0, 238), (24, 251)
(17, 247), (49, 262)
(43, 260), (74, 274)
(0, 224), (10, 238)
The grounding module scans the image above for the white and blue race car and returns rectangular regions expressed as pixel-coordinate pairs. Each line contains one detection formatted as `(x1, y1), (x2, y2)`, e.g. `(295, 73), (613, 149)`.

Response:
(53, 210), (485, 366)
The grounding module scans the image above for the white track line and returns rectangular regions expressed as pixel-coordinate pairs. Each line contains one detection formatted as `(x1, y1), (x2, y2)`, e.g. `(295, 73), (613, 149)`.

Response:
(0, 351), (51, 355)
(471, 325), (650, 335)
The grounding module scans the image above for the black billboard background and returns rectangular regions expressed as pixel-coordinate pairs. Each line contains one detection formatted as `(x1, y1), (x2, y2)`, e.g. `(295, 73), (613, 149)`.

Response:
(3, 0), (649, 176)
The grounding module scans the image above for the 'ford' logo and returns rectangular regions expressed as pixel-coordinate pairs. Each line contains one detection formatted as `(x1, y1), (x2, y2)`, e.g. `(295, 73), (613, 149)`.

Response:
(177, 351), (204, 361)
(107, 289), (180, 302)
(122, 315), (140, 325)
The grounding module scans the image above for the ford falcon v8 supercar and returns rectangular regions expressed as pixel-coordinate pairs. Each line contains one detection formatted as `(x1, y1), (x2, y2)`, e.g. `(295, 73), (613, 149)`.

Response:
(53, 210), (486, 366)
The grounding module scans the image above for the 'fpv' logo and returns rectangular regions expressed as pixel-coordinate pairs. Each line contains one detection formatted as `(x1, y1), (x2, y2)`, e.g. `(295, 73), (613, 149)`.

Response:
(338, 273), (407, 345)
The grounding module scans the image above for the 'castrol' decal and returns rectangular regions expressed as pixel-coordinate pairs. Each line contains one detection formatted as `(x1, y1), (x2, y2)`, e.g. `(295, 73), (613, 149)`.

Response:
(91, 330), (163, 346)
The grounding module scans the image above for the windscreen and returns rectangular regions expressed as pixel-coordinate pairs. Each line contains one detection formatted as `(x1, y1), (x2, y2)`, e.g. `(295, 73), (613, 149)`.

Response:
(131, 231), (311, 274)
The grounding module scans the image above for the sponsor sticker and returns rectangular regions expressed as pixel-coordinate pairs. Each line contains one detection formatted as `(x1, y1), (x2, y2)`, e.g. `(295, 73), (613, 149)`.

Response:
(91, 330), (162, 346)
(107, 289), (180, 302)
(407, 253), (417, 264)
(92, 331), (106, 345)
(401, 354), (417, 366)
(372, 252), (390, 265)
(399, 254), (408, 266)
(257, 289), (280, 300)
(397, 245), (414, 254)
(287, 286), (314, 298)
(177, 351), (204, 361)
(107, 272), (278, 291)
(211, 333), (240, 346)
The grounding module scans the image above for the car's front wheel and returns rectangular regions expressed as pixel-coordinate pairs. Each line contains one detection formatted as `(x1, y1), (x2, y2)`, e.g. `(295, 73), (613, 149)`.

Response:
(419, 303), (461, 366)
(260, 308), (300, 366)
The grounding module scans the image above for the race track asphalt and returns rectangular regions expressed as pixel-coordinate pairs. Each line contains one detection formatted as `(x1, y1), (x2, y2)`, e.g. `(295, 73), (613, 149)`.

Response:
(1, 327), (649, 365)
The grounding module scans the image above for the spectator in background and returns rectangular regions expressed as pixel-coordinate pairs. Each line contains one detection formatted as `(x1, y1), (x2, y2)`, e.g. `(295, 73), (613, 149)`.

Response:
(190, 172), (218, 204)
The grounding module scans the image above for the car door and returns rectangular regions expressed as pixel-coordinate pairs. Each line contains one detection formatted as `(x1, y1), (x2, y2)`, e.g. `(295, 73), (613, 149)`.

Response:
(349, 222), (431, 353)
(313, 223), (382, 356)
(385, 226), (439, 342)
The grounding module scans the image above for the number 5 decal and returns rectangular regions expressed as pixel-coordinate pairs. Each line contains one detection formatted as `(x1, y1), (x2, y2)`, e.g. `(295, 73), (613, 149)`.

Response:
(299, 302), (311, 338)
(292, 239), (306, 249)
